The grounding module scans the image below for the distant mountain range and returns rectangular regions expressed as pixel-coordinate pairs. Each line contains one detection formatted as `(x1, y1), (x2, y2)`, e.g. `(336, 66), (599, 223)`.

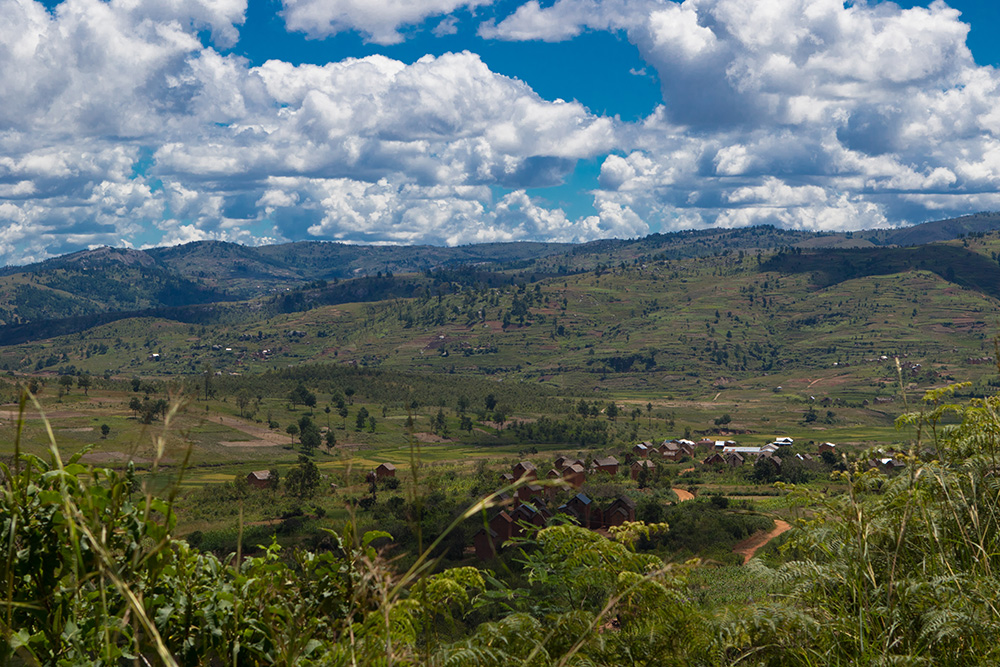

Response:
(1, 212), (1000, 335)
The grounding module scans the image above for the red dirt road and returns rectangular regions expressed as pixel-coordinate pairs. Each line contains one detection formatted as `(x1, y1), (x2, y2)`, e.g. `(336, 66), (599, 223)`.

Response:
(672, 488), (695, 502)
(733, 520), (792, 564)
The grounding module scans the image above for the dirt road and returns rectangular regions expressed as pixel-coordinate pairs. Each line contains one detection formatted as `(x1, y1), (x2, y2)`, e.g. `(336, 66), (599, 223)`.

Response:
(733, 519), (792, 564)
(672, 488), (695, 502)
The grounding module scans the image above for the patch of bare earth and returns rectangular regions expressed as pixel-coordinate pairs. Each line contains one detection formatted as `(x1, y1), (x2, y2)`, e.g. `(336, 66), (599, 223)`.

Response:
(82, 452), (153, 464)
(672, 488), (695, 502)
(413, 432), (447, 443)
(732, 520), (792, 564)
(0, 408), (88, 420)
(220, 439), (288, 448)
(206, 414), (289, 447)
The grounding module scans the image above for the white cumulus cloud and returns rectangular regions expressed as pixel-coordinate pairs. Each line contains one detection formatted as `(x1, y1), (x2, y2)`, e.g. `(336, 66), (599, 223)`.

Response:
(280, 0), (494, 44)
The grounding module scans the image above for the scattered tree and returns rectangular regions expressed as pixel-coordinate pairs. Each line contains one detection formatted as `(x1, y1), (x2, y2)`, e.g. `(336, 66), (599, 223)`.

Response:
(284, 455), (320, 498)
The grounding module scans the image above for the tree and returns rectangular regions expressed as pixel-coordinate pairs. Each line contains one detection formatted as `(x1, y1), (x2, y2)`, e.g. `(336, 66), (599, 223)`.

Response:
(284, 455), (320, 498)
(578, 399), (590, 419)
(235, 390), (252, 418)
(339, 405), (349, 429)
(751, 455), (780, 484)
(129, 397), (141, 418)
(460, 415), (473, 434)
(457, 396), (469, 414)
(325, 429), (336, 449)
(433, 409), (447, 435)
(286, 424), (299, 442)
(100, 424), (110, 438)
(289, 384), (315, 408)
(606, 402), (619, 422)
(77, 374), (91, 395)
(345, 387), (355, 404)
(367, 416), (376, 433)
(493, 407), (506, 430)
(355, 407), (369, 430)
(139, 399), (167, 424)
(298, 417), (320, 454)
(485, 394), (497, 412)
(58, 375), (74, 394)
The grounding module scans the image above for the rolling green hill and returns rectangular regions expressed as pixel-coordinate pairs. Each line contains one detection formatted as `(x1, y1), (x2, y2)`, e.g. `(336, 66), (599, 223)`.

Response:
(4, 230), (1000, 404)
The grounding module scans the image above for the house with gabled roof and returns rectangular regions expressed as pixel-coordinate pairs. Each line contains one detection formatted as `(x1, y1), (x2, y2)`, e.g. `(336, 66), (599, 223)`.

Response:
(562, 463), (586, 489)
(473, 510), (515, 560)
(513, 502), (549, 528)
(473, 528), (498, 560)
(513, 461), (537, 481)
(560, 492), (593, 527)
(591, 456), (619, 475)
(659, 441), (684, 461)
(516, 482), (546, 505)
(704, 452), (745, 467)
(554, 455), (583, 470)
(631, 459), (655, 480)
(603, 496), (636, 527)
(246, 470), (273, 489)
(632, 442), (653, 459)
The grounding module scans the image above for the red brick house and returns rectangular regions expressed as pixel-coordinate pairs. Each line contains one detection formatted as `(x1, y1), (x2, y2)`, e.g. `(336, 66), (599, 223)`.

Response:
(246, 470), (273, 489)
(704, 452), (744, 468)
(515, 483), (546, 504)
(512, 503), (550, 533)
(659, 441), (684, 461)
(603, 497), (636, 527)
(562, 463), (586, 489)
(554, 455), (583, 470)
(561, 493), (593, 527)
(632, 442), (653, 459)
(473, 510), (515, 560)
(630, 459), (655, 480)
(512, 461), (537, 481)
(591, 456), (619, 475)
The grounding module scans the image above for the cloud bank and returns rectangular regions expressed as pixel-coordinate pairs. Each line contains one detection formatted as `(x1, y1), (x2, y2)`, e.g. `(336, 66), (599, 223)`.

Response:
(488, 0), (1000, 232)
(1, 0), (1000, 265)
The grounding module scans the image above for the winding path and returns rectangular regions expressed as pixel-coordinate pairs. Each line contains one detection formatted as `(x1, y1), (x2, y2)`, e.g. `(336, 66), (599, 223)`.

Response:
(733, 519), (792, 564)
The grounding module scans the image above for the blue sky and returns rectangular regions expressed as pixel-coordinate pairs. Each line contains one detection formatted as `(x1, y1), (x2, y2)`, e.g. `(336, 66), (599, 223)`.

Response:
(3, 0), (1000, 264)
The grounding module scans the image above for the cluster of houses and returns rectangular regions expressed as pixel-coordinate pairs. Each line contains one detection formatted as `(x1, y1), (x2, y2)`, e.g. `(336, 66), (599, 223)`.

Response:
(473, 457), (638, 560)
(702, 437), (796, 468)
